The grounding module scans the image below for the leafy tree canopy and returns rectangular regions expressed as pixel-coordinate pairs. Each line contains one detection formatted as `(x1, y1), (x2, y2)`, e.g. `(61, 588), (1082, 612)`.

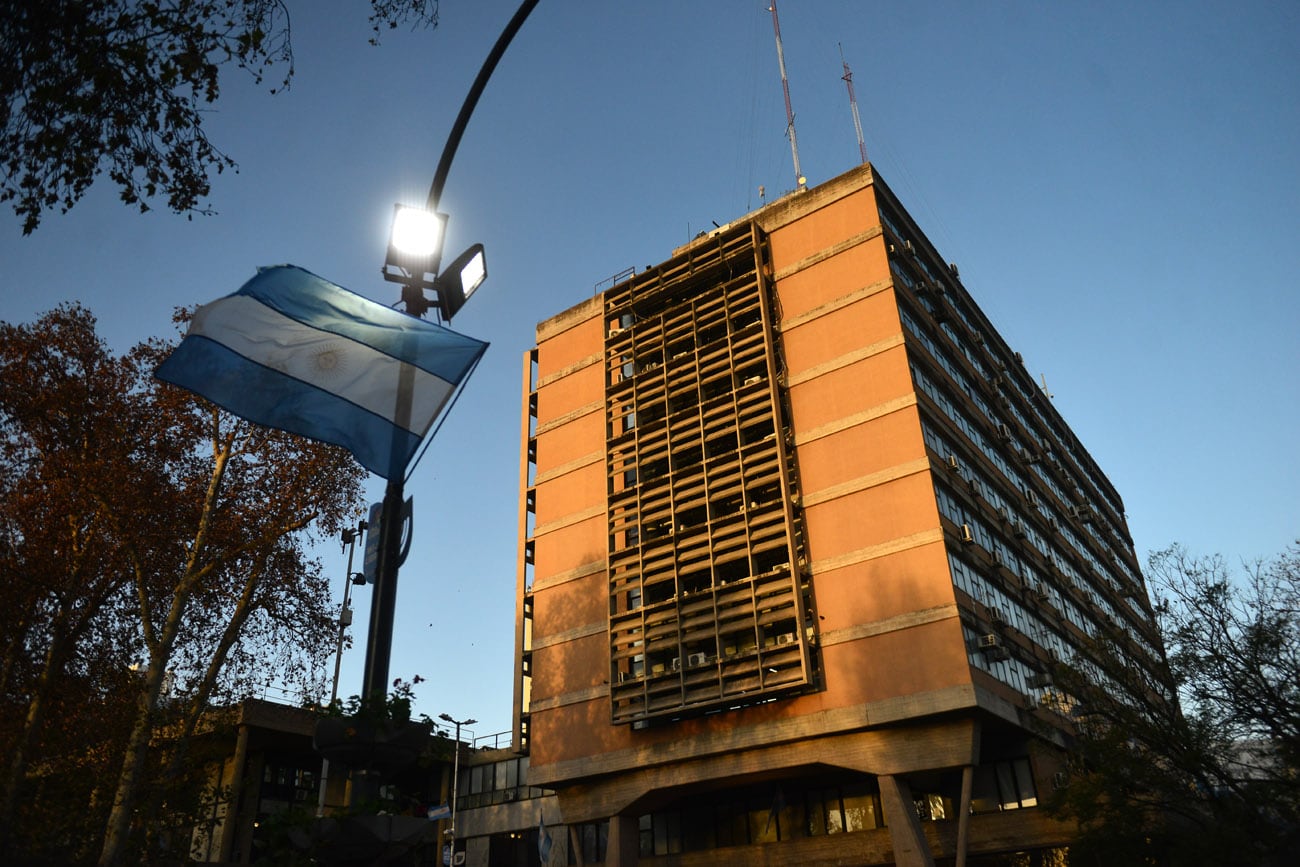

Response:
(1048, 543), (1300, 866)
(0, 0), (439, 233)
(0, 304), (366, 864)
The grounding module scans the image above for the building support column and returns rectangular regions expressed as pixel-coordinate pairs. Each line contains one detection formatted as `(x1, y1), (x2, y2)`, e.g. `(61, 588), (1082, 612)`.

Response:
(955, 764), (974, 867)
(878, 774), (936, 867)
(566, 824), (584, 867)
(604, 814), (640, 867)
(215, 722), (250, 863)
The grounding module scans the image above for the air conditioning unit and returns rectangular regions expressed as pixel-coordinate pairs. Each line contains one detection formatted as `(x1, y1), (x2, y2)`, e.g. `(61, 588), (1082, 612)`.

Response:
(989, 609), (1009, 627)
(1028, 672), (1054, 689)
(1013, 522), (1028, 540)
(904, 240), (916, 255)
(775, 633), (795, 646)
(947, 453), (961, 471)
(687, 652), (709, 667)
(959, 524), (975, 544)
(997, 423), (1013, 441)
(977, 633), (1001, 649)
(670, 657), (681, 671)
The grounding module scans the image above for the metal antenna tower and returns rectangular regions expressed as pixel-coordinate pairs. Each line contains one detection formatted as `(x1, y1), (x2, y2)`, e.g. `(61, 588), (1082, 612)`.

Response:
(840, 44), (868, 164)
(769, 1), (806, 190)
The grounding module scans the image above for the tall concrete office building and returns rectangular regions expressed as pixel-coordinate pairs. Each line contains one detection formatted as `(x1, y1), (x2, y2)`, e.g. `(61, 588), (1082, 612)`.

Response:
(511, 163), (1159, 866)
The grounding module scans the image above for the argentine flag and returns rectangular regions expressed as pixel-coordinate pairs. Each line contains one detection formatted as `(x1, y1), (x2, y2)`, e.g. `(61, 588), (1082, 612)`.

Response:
(156, 265), (488, 480)
(538, 812), (552, 863)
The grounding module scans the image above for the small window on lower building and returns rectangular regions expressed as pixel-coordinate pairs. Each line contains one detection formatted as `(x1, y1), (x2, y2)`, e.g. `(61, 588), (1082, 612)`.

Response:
(971, 758), (1039, 812)
(569, 821), (607, 864)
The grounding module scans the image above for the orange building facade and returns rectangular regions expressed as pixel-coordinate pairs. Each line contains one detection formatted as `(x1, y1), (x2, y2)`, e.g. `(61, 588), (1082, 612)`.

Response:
(512, 164), (1157, 865)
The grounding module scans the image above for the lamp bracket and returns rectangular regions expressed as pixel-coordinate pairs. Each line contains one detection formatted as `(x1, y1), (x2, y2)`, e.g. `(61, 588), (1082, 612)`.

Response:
(381, 266), (437, 290)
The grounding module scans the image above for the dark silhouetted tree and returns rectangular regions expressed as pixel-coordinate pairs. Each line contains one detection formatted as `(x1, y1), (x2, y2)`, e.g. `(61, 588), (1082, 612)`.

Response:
(1048, 543), (1300, 866)
(0, 1), (439, 233)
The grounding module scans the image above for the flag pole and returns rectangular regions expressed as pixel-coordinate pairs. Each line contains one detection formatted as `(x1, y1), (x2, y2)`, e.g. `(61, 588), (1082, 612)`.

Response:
(362, 329), (417, 703)
(360, 476), (406, 701)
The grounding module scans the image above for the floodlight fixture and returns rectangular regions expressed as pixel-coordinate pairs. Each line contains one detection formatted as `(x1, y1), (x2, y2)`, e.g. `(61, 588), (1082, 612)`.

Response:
(436, 244), (487, 322)
(385, 204), (448, 277)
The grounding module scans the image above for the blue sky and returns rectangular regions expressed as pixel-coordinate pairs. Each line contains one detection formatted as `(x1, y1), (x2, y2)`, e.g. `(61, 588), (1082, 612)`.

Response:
(2, 1), (1297, 739)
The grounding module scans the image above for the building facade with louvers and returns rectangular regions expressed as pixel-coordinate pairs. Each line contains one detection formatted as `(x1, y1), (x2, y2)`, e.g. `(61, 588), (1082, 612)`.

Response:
(511, 163), (1159, 866)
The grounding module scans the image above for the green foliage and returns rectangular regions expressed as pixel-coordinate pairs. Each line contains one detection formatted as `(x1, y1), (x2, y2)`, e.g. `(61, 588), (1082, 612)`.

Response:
(320, 675), (434, 727)
(1047, 543), (1300, 866)
(0, 1), (439, 233)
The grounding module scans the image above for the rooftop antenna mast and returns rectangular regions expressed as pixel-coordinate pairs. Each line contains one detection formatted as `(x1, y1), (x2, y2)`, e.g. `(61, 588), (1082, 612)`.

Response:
(769, 1), (806, 191)
(839, 44), (868, 164)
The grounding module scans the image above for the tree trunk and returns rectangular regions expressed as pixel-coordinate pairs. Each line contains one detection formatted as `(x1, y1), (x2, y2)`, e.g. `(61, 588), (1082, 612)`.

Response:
(98, 433), (235, 867)
(0, 635), (64, 853)
(0, 614), (33, 700)
(97, 658), (169, 867)
(138, 559), (268, 838)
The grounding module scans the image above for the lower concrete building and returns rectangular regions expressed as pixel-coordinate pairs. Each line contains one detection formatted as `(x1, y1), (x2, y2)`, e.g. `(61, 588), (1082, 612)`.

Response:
(185, 698), (458, 865)
(509, 163), (1160, 865)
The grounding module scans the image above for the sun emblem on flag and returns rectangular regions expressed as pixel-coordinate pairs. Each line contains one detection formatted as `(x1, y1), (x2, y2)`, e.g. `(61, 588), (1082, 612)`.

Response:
(312, 343), (347, 378)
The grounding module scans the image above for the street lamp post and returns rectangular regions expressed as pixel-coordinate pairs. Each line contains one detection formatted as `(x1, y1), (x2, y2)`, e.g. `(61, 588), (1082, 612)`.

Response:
(439, 713), (477, 862)
(317, 520), (368, 816)
(360, 0), (541, 707)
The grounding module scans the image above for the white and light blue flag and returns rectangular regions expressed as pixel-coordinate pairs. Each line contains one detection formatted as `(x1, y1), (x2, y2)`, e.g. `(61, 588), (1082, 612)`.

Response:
(538, 812), (553, 863)
(155, 265), (488, 479)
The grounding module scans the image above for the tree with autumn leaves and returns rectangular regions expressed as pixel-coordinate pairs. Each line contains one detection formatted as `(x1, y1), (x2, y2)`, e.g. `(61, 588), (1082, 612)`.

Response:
(0, 305), (364, 865)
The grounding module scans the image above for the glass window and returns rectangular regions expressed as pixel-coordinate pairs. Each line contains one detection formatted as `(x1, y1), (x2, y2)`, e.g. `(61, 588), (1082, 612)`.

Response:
(970, 766), (1001, 814)
(1013, 758), (1038, 807)
(468, 763), (487, 795)
(502, 758), (518, 789)
(996, 762), (1020, 810)
(638, 814), (653, 857)
(577, 822), (608, 863)
(653, 811), (681, 855)
(842, 785), (880, 831)
(715, 802), (746, 847)
(805, 790), (828, 837)
(824, 789), (845, 835)
(682, 804), (716, 851)
(748, 797), (779, 844)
